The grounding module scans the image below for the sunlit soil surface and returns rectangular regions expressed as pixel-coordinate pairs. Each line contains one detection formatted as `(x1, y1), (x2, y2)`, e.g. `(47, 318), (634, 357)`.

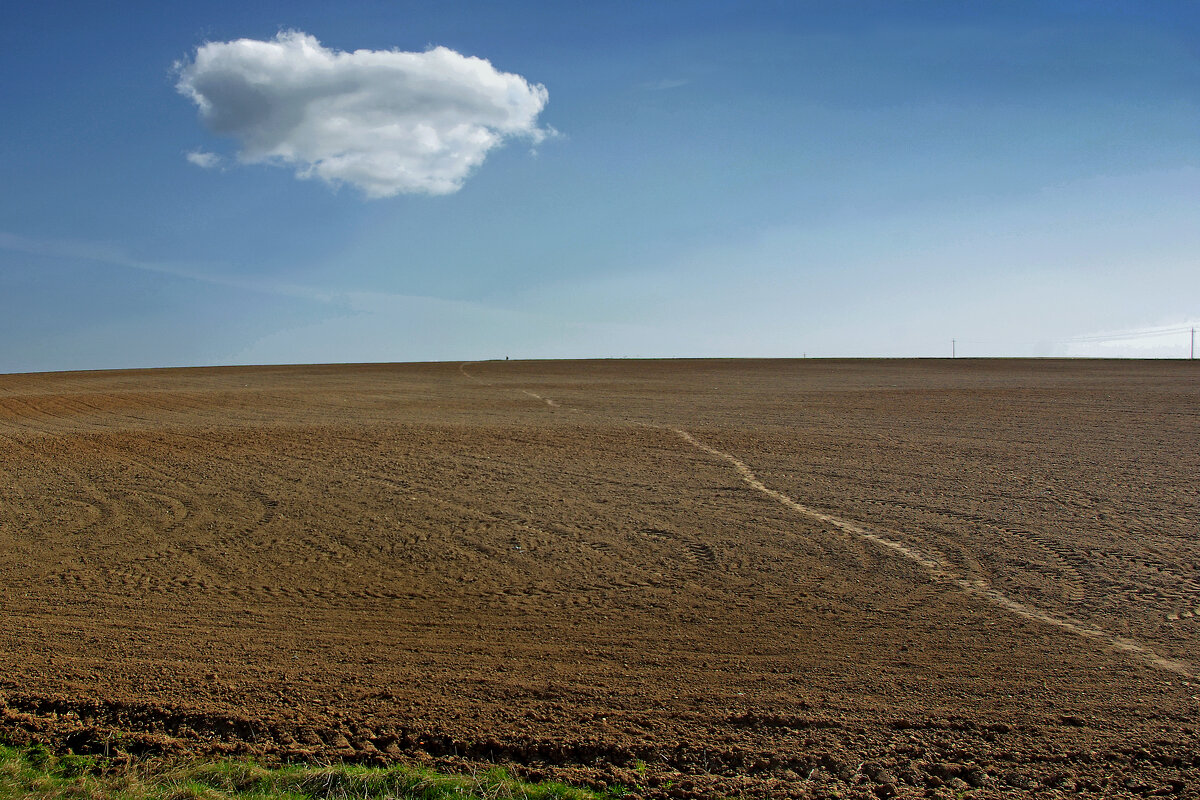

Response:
(1, 359), (1197, 798)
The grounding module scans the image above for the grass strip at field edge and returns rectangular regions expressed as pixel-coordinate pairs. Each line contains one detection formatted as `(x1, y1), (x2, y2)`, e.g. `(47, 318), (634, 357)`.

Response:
(0, 744), (628, 800)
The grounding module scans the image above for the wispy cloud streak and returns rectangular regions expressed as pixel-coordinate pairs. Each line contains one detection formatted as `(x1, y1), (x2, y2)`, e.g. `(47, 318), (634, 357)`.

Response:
(0, 231), (338, 304)
(0, 231), (520, 321)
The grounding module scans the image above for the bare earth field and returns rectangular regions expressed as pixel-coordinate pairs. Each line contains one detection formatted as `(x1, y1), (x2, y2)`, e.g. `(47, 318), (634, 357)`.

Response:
(1, 358), (1197, 798)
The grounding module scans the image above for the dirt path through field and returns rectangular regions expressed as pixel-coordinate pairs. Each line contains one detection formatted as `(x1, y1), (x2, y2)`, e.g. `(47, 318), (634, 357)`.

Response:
(667, 427), (1195, 678)
(464, 360), (1196, 679)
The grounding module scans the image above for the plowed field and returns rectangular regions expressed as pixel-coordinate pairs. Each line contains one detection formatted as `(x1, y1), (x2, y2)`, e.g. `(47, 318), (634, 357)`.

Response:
(1, 359), (1197, 798)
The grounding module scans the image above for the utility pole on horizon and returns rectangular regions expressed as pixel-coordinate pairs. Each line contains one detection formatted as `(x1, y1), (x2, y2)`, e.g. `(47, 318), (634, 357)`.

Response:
(952, 339), (956, 359)
(1192, 327), (1195, 360)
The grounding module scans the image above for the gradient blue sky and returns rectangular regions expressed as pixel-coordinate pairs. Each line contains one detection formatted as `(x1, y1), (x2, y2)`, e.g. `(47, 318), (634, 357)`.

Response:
(3, 1), (1199, 372)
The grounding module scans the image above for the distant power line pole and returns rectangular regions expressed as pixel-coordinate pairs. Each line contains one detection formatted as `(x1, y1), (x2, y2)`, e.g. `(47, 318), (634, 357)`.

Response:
(1192, 327), (1195, 360)
(952, 338), (956, 359)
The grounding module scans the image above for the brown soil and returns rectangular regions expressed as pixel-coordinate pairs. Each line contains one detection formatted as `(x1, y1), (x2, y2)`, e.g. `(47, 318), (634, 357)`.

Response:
(1, 358), (1197, 799)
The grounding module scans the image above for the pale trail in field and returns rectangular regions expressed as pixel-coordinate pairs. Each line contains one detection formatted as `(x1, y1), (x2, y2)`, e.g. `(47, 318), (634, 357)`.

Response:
(521, 390), (559, 408)
(459, 362), (1195, 679)
(671, 428), (1195, 679)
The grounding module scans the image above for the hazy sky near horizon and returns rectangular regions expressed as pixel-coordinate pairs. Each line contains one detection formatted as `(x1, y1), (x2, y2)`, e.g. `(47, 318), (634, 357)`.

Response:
(2, 1), (1199, 372)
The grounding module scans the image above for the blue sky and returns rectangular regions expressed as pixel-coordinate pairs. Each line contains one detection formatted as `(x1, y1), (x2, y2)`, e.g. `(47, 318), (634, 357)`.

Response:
(2, 1), (1198, 372)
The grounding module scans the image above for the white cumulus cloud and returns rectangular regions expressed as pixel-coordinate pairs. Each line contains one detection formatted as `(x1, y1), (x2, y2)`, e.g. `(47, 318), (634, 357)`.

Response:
(185, 149), (222, 169)
(175, 31), (550, 197)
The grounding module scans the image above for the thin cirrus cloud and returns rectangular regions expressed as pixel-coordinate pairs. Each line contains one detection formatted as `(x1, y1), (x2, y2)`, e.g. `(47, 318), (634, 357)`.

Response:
(642, 78), (689, 91)
(175, 30), (551, 197)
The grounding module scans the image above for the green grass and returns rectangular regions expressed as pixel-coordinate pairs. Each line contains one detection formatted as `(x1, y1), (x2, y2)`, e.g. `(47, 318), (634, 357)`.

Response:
(0, 745), (616, 800)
